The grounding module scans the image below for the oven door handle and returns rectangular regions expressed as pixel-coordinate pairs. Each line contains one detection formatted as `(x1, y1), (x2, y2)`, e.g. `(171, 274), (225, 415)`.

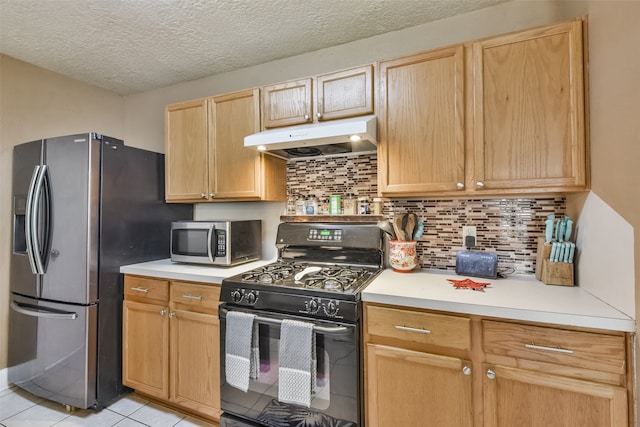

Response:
(219, 306), (352, 335)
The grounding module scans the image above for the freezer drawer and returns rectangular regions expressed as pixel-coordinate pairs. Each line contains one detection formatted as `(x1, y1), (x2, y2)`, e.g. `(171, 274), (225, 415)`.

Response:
(8, 294), (97, 409)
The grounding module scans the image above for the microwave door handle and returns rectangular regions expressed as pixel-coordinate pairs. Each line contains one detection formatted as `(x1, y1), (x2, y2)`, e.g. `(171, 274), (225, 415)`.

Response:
(219, 306), (350, 335)
(208, 226), (215, 262)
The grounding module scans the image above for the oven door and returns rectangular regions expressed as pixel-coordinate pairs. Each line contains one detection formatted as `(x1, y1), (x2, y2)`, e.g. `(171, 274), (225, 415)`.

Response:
(219, 304), (361, 427)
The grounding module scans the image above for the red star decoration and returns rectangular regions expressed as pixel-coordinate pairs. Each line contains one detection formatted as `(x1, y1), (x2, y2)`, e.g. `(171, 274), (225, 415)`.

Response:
(447, 278), (491, 291)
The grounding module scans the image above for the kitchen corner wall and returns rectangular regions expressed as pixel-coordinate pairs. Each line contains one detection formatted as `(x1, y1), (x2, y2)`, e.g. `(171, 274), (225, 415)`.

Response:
(287, 153), (566, 274)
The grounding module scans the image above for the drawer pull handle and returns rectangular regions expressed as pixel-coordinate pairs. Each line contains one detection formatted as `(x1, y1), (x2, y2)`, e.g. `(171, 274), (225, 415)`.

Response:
(182, 294), (203, 300)
(395, 325), (431, 335)
(131, 287), (148, 293)
(525, 343), (574, 354)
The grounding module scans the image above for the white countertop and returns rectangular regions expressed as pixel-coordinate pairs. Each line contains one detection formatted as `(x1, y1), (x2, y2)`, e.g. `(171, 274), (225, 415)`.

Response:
(362, 269), (635, 332)
(120, 260), (635, 332)
(120, 258), (274, 284)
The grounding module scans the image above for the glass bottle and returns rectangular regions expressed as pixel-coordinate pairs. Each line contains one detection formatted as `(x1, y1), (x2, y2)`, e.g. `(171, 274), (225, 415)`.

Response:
(295, 196), (306, 215)
(372, 197), (383, 215)
(305, 196), (318, 215)
(358, 196), (370, 214)
(343, 193), (356, 215)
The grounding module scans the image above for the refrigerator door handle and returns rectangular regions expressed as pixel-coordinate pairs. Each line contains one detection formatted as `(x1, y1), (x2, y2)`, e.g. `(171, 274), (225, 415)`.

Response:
(10, 300), (78, 320)
(25, 165), (41, 274)
(25, 165), (52, 275)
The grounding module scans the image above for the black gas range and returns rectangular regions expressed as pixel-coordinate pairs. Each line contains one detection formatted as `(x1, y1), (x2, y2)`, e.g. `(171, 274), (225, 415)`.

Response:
(220, 222), (384, 323)
(219, 221), (383, 427)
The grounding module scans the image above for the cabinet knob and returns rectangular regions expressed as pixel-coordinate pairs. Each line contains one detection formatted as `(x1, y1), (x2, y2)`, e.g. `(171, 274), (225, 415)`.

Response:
(159, 309), (166, 316)
(456, 182), (464, 190)
(304, 114), (310, 121)
(462, 365), (471, 376)
(476, 181), (485, 189)
(168, 312), (176, 318)
(316, 112), (322, 119)
(486, 369), (496, 379)
(209, 193), (215, 198)
(200, 193), (207, 199)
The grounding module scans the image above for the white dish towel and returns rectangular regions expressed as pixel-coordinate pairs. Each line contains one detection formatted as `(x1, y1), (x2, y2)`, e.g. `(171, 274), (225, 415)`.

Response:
(225, 311), (259, 392)
(278, 319), (316, 407)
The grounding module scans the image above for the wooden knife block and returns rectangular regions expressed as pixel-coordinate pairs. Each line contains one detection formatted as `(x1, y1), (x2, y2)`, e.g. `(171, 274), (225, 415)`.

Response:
(535, 237), (574, 286)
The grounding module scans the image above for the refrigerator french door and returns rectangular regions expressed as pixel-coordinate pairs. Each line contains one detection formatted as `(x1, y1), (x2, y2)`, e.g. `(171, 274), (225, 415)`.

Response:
(8, 133), (192, 409)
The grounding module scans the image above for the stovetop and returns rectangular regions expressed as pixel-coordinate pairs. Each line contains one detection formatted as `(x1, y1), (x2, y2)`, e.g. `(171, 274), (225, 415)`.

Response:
(237, 261), (379, 294)
(219, 222), (383, 322)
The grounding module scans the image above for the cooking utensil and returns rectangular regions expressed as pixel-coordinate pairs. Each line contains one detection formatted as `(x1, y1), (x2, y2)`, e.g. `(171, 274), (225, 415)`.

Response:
(294, 266), (322, 282)
(377, 220), (396, 240)
(413, 220), (424, 239)
(393, 215), (408, 240)
(405, 213), (416, 241)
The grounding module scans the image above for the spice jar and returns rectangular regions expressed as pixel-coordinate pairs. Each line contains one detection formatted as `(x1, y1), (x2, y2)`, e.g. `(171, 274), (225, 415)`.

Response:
(372, 197), (383, 215)
(305, 196), (318, 215)
(358, 197), (370, 214)
(343, 193), (356, 215)
(295, 196), (306, 215)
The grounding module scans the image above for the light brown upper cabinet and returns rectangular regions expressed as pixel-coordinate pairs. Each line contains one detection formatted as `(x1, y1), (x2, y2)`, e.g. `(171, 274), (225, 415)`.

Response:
(378, 19), (588, 197)
(165, 99), (210, 201)
(165, 89), (286, 202)
(473, 19), (587, 193)
(378, 45), (466, 195)
(262, 64), (374, 128)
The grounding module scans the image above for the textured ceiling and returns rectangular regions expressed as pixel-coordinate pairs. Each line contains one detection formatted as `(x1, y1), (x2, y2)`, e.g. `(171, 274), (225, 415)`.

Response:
(0, 0), (506, 95)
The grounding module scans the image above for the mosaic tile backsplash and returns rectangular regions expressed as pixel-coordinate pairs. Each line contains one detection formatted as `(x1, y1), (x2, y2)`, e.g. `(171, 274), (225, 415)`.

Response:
(286, 153), (567, 275)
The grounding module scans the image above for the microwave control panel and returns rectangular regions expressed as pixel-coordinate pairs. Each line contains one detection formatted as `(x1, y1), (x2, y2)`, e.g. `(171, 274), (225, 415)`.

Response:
(215, 230), (227, 256)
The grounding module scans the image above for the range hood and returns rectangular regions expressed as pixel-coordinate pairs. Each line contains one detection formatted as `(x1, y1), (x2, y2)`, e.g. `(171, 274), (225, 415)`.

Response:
(244, 115), (377, 159)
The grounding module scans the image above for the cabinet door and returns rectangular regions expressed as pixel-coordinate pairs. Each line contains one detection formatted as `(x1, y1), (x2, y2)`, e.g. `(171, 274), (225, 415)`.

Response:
(170, 308), (220, 418)
(378, 46), (466, 195)
(366, 344), (472, 427)
(209, 89), (263, 200)
(315, 65), (373, 121)
(473, 20), (587, 192)
(165, 99), (210, 201)
(262, 78), (312, 128)
(483, 365), (627, 427)
(122, 300), (169, 399)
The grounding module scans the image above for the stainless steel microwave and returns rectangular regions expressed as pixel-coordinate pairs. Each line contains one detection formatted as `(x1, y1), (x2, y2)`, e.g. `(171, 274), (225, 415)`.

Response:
(170, 220), (262, 266)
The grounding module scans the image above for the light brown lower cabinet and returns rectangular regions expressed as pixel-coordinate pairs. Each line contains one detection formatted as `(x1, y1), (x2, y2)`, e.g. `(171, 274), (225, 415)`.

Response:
(123, 275), (221, 421)
(364, 302), (633, 427)
(366, 344), (472, 427)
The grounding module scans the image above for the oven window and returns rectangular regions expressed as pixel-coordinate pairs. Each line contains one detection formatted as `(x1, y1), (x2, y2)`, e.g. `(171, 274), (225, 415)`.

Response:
(172, 229), (209, 256)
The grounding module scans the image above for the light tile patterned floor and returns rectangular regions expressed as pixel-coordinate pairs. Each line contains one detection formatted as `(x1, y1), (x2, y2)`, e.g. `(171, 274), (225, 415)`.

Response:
(0, 387), (216, 427)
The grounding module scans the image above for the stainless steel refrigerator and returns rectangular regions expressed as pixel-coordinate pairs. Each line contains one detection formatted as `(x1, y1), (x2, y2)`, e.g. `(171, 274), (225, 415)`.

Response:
(8, 133), (192, 410)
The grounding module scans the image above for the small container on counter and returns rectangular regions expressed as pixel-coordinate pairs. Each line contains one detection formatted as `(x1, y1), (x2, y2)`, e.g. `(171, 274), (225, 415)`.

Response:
(343, 194), (356, 215)
(372, 197), (383, 215)
(286, 194), (297, 215)
(305, 196), (318, 215)
(295, 197), (306, 215)
(358, 197), (370, 214)
(319, 198), (329, 215)
(329, 195), (341, 215)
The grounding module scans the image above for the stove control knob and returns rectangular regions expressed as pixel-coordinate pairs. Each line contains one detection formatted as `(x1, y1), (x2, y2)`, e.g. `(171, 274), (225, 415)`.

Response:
(231, 290), (243, 303)
(246, 291), (257, 305)
(325, 300), (338, 316)
(308, 299), (319, 314)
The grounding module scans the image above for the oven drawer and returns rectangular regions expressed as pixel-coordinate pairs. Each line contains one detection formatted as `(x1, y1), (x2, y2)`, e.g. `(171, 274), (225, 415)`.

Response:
(365, 304), (471, 351)
(483, 320), (626, 374)
(170, 281), (220, 314)
(124, 275), (169, 303)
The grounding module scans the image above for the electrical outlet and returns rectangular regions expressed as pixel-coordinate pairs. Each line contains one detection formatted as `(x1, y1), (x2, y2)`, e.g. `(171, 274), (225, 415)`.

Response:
(462, 226), (477, 248)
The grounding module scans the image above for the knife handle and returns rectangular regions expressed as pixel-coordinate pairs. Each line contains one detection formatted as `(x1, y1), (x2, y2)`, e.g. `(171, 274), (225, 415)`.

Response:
(550, 243), (558, 262)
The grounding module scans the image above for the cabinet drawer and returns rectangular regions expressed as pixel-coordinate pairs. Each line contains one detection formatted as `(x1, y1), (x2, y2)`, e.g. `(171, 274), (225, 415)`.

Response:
(483, 320), (626, 374)
(170, 281), (220, 313)
(366, 305), (471, 351)
(124, 276), (169, 302)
